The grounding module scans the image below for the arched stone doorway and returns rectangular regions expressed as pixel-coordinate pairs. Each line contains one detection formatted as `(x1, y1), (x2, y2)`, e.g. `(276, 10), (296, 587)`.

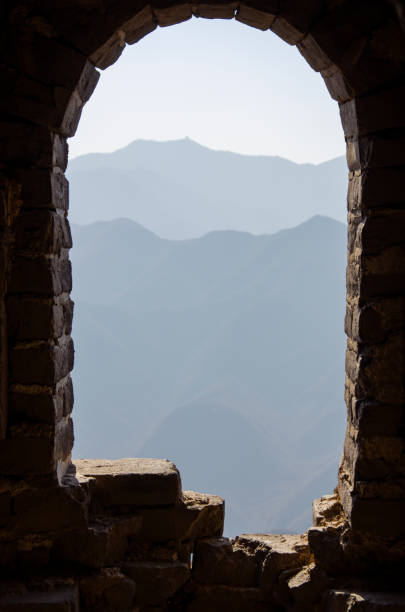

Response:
(1, 1), (405, 608)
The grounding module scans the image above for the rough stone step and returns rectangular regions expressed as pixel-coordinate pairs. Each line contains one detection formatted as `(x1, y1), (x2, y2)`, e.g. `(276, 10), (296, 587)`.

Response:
(326, 590), (405, 611)
(0, 586), (78, 611)
(74, 458), (182, 508)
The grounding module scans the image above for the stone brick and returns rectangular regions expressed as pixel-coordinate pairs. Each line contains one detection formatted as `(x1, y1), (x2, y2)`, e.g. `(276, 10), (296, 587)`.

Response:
(185, 583), (271, 612)
(326, 590), (405, 611)
(312, 494), (343, 528)
(8, 388), (57, 424)
(74, 458), (182, 507)
(13, 483), (87, 534)
(340, 84), (405, 138)
(136, 490), (224, 541)
(5, 30), (88, 89)
(346, 133), (405, 171)
(0, 437), (54, 476)
(10, 339), (74, 386)
(56, 515), (142, 568)
(271, 16), (303, 45)
(236, 533), (310, 590)
(54, 416), (74, 463)
(8, 256), (65, 296)
(123, 560), (189, 606)
(351, 400), (404, 437)
(153, 3), (192, 27)
(192, 2), (238, 19)
(15, 169), (69, 212)
(338, 476), (405, 537)
(122, 6), (157, 45)
(235, 5), (275, 30)
(192, 537), (258, 587)
(7, 297), (62, 341)
(14, 210), (71, 256)
(0, 586), (79, 611)
(90, 30), (126, 70)
(80, 570), (135, 611)
(0, 122), (55, 167)
(284, 562), (330, 611)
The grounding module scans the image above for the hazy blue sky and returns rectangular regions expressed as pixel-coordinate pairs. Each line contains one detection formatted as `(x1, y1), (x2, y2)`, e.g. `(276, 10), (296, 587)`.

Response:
(70, 17), (345, 164)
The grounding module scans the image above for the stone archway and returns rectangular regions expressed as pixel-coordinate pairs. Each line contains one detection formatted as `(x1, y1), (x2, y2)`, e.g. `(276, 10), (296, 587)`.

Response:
(1, 1), (405, 606)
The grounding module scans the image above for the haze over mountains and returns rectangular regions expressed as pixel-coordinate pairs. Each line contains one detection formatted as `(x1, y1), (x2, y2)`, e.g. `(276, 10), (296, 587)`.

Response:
(71, 212), (347, 536)
(67, 138), (347, 239)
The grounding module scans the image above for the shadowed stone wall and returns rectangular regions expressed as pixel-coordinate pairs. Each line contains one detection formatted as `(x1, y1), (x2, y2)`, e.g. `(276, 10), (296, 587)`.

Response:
(0, 1), (404, 609)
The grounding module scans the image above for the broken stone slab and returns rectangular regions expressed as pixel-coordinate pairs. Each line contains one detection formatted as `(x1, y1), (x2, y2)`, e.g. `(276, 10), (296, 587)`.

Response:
(136, 490), (224, 542)
(74, 458), (182, 508)
(235, 533), (310, 589)
(326, 590), (405, 611)
(0, 586), (79, 611)
(192, 537), (258, 587)
(122, 560), (189, 607)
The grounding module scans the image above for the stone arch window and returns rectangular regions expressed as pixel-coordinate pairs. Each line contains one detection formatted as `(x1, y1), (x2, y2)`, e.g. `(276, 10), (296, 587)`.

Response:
(1, 1), (405, 605)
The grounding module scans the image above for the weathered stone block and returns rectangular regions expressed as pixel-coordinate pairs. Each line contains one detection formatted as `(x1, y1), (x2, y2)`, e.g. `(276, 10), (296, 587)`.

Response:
(0, 437), (54, 476)
(80, 569), (135, 611)
(271, 16), (303, 45)
(90, 31), (126, 70)
(74, 458), (182, 507)
(123, 560), (189, 606)
(326, 590), (405, 611)
(137, 490), (224, 541)
(312, 494), (343, 528)
(15, 169), (69, 211)
(236, 533), (310, 589)
(14, 210), (71, 256)
(13, 483), (87, 534)
(153, 3), (192, 27)
(54, 417), (74, 463)
(235, 5), (275, 30)
(284, 562), (330, 611)
(192, 537), (258, 587)
(192, 2), (238, 19)
(340, 84), (405, 138)
(56, 515), (142, 568)
(0, 586), (79, 611)
(10, 339), (74, 386)
(185, 583), (272, 612)
(0, 122), (55, 167)
(8, 388), (57, 424)
(122, 6), (157, 45)
(8, 256), (64, 296)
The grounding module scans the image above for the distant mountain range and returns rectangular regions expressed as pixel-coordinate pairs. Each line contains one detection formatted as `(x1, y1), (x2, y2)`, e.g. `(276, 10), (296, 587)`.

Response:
(67, 138), (347, 239)
(70, 215), (347, 536)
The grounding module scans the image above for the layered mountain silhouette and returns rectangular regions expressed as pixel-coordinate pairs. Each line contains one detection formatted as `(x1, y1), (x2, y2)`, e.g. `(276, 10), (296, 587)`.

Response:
(71, 214), (347, 536)
(67, 138), (347, 239)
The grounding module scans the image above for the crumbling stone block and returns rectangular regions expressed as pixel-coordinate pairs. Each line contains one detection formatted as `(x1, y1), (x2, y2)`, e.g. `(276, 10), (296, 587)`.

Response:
(136, 490), (224, 541)
(122, 560), (189, 606)
(74, 458), (182, 508)
(80, 569), (135, 612)
(56, 515), (142, 568)
(236, 533), (310, 588)
(192, 537), (258, 587)
(326, 590), (405, 611)
(0, 585), (79, 611)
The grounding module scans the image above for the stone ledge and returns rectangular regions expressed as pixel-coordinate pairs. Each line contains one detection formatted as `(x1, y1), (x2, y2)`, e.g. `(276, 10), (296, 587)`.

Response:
(326, 590), (405, 611)
(74, 458), (182, 507)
